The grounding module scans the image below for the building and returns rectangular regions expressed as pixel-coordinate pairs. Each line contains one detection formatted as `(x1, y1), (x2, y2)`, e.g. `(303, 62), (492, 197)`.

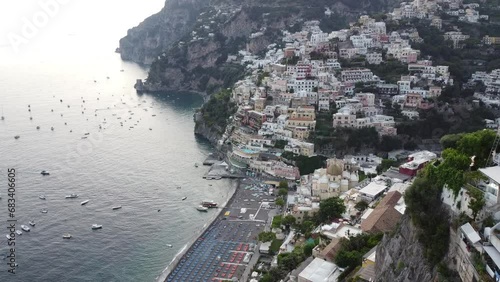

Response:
(359, 180), (388, 202)
(399, 151), (437, 176)
(298, 258), (342, 282)
(341, 68), (374, 83)
(444, 31), (470, 48)
(360, 191), (403, 233)
(478, 166), (500, 206)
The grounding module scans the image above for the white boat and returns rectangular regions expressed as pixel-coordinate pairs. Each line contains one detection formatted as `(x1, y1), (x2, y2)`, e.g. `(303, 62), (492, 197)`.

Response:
(63, 234), (72, 239)
(21, 225), (30, 232)
(6, 235), (11, 240)
(39, 195), (46, 200)
(41, 170), (50, 176)
(196, 205), (208, 212)
(166, 244), (173, 248)
(112, 206), (122, 210)
(41, 208), (48, 213)
(91, 224), (102, 230)
(65, 194), (78, 199)
(15, 230), (22, 236)
(29, 221), (35, 227)
(81, 200), (90, 205)
(182, 197), (187, 201)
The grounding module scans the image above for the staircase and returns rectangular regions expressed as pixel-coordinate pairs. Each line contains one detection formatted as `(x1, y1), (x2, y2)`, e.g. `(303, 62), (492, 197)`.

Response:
(486, 126), (500, 166)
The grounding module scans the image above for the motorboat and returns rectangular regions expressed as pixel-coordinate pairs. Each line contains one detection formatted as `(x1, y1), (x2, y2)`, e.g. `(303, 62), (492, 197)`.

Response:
(41, 208), (48, 213)
(166, 244), (173, 248)
(92, 224), (102, 230)
(15, 230), (22, 236)
(65, 194), (78, 199)
(196, 205), (209, 212)
(201, 201), (218, 208)
(36, 126), (40, 130)
(39, 195), (46, 200)
(14, 135), (20, 139)
(194, 163), (199, 168)
(63, 234), (72, 239)
(41, 171), (50, 176)
(112, 206), (122, 210)
(84, 133), (90, 135)
(81, 200), (90, 205)
(182, 197), (187, 201)
(29, 221), (35, 227)
(21, 225), (30, 232)
(6, 235), (11, 240)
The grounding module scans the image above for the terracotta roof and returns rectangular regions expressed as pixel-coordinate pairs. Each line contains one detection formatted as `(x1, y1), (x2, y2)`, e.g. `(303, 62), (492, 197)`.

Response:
(319, 238), (342, 262)
(360, 191), (403, 233)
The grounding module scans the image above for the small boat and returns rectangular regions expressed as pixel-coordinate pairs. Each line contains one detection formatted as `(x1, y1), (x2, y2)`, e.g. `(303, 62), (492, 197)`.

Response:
(194, 163), (199, 168)
(36, 126), (40, 130)
(15, 230), (22, 236)
(51, 127), (54, 131)
(91, 224), (102, 230)
(41, 209), (48, 213)
(196, 205), (209, 212)
(63, 234), (72, 239)
(41, 170), (50, 176)
(152, 115), (156, 117)
(21, 225), (30, 232)
(29, 221), (35, 227)
(112, 206), (122, 210)
(81, 200), (90, 205)
(81, 136), (87, 139)
(6, 235), (11, 240)
(166, 244), (173, 248)
(14, 135), (20, 139)
(182, 197), (187, 201)
(201, 200), (218, 208)
(39, 195), (46, 200)
(84, 133), (90, 135)
(65, 194), (78, 199)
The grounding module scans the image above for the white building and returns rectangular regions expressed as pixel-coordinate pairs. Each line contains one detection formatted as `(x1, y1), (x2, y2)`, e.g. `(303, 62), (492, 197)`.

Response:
(366, 52), (382, 65)
(341, 69), (374, 83)
(298, 258), (342, 282)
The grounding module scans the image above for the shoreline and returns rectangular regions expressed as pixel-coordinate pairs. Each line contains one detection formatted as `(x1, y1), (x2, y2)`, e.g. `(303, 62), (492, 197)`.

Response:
(155, 178), (240, 282)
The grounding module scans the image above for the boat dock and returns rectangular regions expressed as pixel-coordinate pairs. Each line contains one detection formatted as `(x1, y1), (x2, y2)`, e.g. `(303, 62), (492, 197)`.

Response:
(202, 153), (221, 166)
(203, 161), (245, 180)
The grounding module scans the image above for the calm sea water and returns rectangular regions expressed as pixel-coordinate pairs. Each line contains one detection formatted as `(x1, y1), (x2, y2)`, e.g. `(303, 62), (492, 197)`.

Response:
(0, 1), (235, 281)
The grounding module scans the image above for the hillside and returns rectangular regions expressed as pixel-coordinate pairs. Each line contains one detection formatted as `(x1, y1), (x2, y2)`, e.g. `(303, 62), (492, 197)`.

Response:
(119, 0), (403, 93)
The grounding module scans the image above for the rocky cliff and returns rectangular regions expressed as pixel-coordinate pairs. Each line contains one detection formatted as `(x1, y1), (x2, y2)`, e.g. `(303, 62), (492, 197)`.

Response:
(120, 0), (404, 93)
(375, 214), (462, 282)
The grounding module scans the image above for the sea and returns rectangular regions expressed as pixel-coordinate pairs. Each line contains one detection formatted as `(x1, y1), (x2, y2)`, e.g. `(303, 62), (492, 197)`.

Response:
(0, 1), (235, 281)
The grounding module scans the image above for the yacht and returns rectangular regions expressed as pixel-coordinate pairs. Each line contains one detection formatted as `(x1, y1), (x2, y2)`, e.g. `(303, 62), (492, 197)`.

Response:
(29, 221), (35, 227)
(91, 224), (102, 230)
(201, 201), (218, 208)
(14, 135), (20, 139)
(65, 194), (78, 199)
(15, 230), (22, 236)
(182, 197), (187, 201)
(81, 200), (90, 205)
(39, 195), (46, 200)
(41, 170), (50, 176)
(196, 205), (209, 212)
(21, 225), (30, 232)
(112, 206), (122, 210)
(63, 234), (72, 239)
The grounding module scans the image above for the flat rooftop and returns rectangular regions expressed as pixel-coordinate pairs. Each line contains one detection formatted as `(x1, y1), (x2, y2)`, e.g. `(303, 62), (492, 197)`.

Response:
(480, 166), (500, 185)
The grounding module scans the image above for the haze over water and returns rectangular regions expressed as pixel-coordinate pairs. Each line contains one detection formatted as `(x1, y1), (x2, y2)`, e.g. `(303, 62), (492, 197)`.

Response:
(0, 1), (235, 281)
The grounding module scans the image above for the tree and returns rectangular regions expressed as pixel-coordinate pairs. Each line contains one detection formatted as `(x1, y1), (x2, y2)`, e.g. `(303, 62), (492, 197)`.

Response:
(468, 186), (486, 220)
(278, 188), (288, 197)
(275, 198), (285, 207)
(318, 197), (346, 223)
(379, 135), (402, 152)
(278, 181), (289, 189)
(258, 231), (276, 242)
(304, 243), (315, 256)
(282, 215), (296, 226)
(354, 201), (369, 211)
(376, 159), (398, 174)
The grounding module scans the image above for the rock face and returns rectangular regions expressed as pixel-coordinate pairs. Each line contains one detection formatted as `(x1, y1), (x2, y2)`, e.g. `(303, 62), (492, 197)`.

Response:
(193, 111), (221, 145)
(120, 0), (404, 93)
(375, 214), (462, 282)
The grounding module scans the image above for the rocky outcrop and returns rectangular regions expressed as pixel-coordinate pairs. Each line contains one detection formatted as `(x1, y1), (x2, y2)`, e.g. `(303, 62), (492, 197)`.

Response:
(375, 214), (462, 282)
(193, 111), (222, 145)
